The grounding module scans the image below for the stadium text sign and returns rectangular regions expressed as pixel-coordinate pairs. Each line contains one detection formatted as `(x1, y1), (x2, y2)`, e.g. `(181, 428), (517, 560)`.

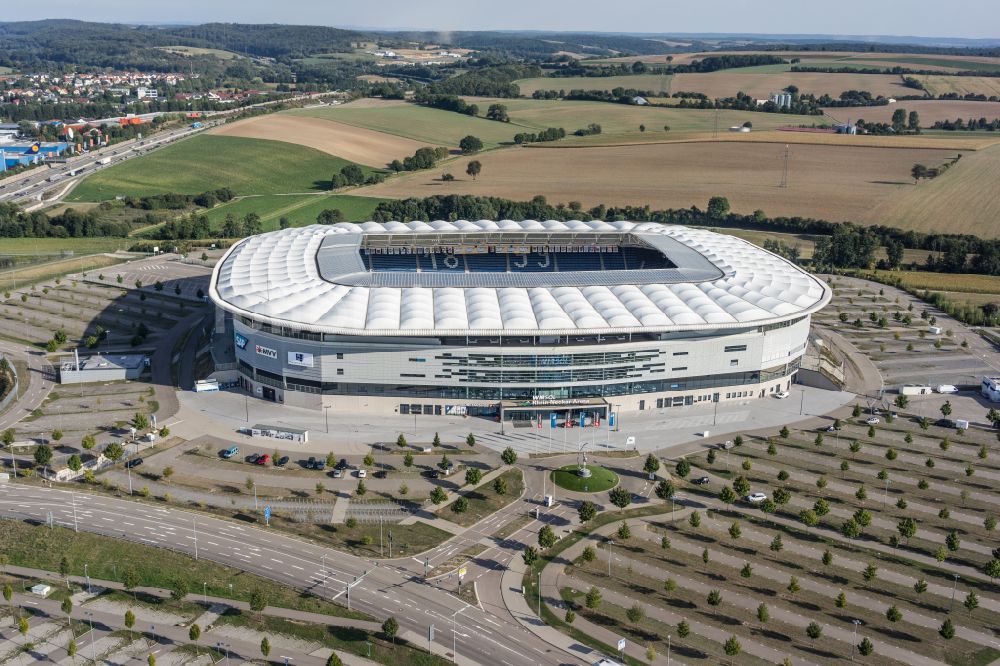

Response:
(255, 344), (277, 359)
(288, 351), (314, 367)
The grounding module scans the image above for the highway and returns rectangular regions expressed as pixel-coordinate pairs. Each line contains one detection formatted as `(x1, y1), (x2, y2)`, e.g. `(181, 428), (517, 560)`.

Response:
(0, 91), (340, 212)
(0, 483), (581, 666)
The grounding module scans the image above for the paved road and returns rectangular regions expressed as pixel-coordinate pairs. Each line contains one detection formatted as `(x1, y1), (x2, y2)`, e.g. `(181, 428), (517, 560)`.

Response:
(0, 483), (582, 666)
(0, 341), (55, 432)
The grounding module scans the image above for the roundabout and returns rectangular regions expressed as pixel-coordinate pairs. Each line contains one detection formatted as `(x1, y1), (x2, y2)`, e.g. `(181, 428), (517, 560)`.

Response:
(551, 464), (619, 493)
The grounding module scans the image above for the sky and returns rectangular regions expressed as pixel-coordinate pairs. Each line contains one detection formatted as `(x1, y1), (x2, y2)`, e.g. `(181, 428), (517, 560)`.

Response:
(8, 0), (999, 39)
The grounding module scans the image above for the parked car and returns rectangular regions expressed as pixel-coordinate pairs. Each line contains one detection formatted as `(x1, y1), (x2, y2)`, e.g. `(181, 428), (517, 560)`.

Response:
(336, 458), (349, 470)
(357, 469), (367, 479)
(692, 476), (710, 485)
(314, 460), (326, 471)
(865, 416), (880, 425)
(333, 468), (343, 478)
(221, 446), (239, 459)
(124, 457), (143, 469)
(306, 456), (317, 469)
(255, 454), (270, 466)
(745, 492), (768, 504)
(775, 391), (790, 399)
(825, 425), (839, 432)
(245, 453), (260, 464)
(936, 384), (958, 394)
(276, 456), (289, 467)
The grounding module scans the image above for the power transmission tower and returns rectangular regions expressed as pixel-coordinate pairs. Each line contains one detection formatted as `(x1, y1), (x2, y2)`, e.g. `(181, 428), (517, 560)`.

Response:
(779, 144), (789, 188)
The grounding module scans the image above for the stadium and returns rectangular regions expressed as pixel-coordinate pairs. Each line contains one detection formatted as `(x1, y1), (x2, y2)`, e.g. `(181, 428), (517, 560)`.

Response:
(209, 220), (831, 423)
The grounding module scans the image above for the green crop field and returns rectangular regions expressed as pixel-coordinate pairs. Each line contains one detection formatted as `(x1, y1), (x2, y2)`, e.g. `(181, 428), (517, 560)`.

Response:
(289, 101), (520, 148)
(68, 135), (375, 201)
(487, 98), (807, 142)
(0, 237), (131, 255)
(202, 193), (389, 232)
(514, 73), (674, 96)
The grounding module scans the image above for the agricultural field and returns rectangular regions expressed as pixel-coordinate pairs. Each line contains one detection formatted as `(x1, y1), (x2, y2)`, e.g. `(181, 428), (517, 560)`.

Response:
(917, 75), (1000, 98)
(356, 141), (961, 223)
(514, 73), (674, 96)
(475, 97), (806, 141)
(671, 71), (912, 99)
(155, 45), (241, 59)
(202, 193), (388, 232)
(862, 143), (1000, 237)
(289, 99), (519, 148)
(209, 113), (433, 167)
(823, 99), (1000, 125)
(587, 51), (1000, 72)
(67, 135), (373, 201)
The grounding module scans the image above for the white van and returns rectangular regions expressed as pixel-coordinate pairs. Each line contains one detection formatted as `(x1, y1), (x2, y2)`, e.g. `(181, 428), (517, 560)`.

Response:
(936, 385), (958, 394)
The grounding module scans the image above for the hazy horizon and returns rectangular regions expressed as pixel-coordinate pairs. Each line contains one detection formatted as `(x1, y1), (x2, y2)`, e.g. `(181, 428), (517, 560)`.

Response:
(6, 0), (999, 40)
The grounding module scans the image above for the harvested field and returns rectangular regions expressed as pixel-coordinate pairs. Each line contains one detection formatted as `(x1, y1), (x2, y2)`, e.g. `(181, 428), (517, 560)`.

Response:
(515, 73), (673, 96)
(209, 114), (431, 167)
(823, 99), (1000, 125)
(357, 141), (957, 223)
(589, 51), (1000, 72)
(862, 143), (1000, 237)
(671, 70), (912, 99)
(289, 100), (517, 148)
(917, 74), (1000, 98)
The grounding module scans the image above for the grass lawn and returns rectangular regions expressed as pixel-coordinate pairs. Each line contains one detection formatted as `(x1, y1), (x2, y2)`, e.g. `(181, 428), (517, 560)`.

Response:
(68, 135), (376, 201)
(0, 238), (130, 255)
(290, 102), (519, 149)
(2, 254), (129, 292)
(217, 608), (449, 666)
(0, 521), (364, 619)
(263, 513), (452, 559)
(201, 194), (388, 231)
(552, 465), (618, 493)
(439, 468), (524, 528)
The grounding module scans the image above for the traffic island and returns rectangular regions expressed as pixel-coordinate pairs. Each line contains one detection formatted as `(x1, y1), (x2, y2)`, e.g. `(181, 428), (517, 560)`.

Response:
(551, 464), (618, 493)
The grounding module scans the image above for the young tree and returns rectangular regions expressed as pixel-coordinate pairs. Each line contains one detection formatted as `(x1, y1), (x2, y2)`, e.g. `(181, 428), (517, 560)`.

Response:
(964, 591), (979, 615)
(885, 605), (902, 622)
(539, 525), (557, 549)
(403, 451), (414, 467)
(940, 618), (955, 639)
(723, 635), (741, 661)
(249, 589), (267, 614)
(451, 497), (468, 513)
(382, 616), (399, 645)
(858, 636), (874, 656)
(124, 609), (136, 638)
(493, 476), (508, 495)
(578, 500), (597, 523)
(707, 589), (722, 614)
(689, 510), (701, 528)
(430, 486), (447, 504)
(522, 546), (539, 567)
(756, 603), (768, 624)
(728, 521), (742, 540)
(626, 603), (644, 625)
(189, 623), (201, 654)
(608, 487), (632, 510)
(585, 586), (602, 609)
(61, 597), (73, 628)
(655, 480), (675, 500)
(501, 447), (517, 465)
(836, 591), (847, 608)
(806, 621), (823, 639)
(33, 444), (53, 467)
(618, 522), (631, 540)
(396, 434), (407, 448)
(741, 562), (753, 578)
(466, 160), (482, 180)
(769, 533), (783, 552)
(643, 453), (660, 476)
(260, 637), (271, 659)
(465, 468), (482, 486)
(786, 576), (800, 595)
(675, 458), (691, 477)
(677, 619), (690, 638)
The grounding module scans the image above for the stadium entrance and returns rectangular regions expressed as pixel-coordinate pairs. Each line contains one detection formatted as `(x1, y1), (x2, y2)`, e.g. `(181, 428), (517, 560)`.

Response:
(499, 397), (610, 428)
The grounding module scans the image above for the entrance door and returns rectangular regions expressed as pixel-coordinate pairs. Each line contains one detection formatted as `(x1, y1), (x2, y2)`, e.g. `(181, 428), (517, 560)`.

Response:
(263, 387), (276, 402)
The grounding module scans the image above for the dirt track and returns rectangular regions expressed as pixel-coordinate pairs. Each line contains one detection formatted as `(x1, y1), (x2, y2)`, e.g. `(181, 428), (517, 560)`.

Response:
(209, 113), (430, 167)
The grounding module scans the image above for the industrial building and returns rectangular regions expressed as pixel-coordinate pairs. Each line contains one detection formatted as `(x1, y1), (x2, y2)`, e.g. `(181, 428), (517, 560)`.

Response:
(0, 142), (69, 170)
(210, 221), (830, 421)
(58, 353), (148, 384)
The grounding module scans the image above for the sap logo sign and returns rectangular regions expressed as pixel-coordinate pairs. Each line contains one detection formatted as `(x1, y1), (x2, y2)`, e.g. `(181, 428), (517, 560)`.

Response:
(255, 344), (277, 359)
(234, 332), (249, 349)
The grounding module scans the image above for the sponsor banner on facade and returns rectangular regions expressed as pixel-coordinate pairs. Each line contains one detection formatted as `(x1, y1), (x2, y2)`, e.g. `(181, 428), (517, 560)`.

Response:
(234, 332), (249, 349)
(288, 351), (314, 367)
(255, 344), (277, 359)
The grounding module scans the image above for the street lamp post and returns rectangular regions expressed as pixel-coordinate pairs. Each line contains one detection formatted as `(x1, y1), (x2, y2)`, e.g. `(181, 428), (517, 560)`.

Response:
(203, 581), (207, 605)
(882, 477), (890, 507)
(667, 635), (671, 666)
(851, 619), (861, 661)
(84, 611), (96, 663)
(950, 574), (959, 610)
(321, 554), (327, 591)
(607, 540), (613, 577)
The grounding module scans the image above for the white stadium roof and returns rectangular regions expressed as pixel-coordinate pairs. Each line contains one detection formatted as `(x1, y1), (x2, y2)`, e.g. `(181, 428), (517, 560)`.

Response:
(210, 220), (831, 337)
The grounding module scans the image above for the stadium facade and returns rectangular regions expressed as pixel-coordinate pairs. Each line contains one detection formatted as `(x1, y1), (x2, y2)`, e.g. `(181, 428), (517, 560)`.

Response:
(210, 221), (830, 423)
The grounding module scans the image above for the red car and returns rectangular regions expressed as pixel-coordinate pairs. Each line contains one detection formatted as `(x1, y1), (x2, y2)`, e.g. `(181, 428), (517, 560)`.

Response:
(255, 454), (271, 465)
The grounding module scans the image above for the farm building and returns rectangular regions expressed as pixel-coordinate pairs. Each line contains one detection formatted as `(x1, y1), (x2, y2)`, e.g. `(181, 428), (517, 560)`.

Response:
(211, 221), (829, 419)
